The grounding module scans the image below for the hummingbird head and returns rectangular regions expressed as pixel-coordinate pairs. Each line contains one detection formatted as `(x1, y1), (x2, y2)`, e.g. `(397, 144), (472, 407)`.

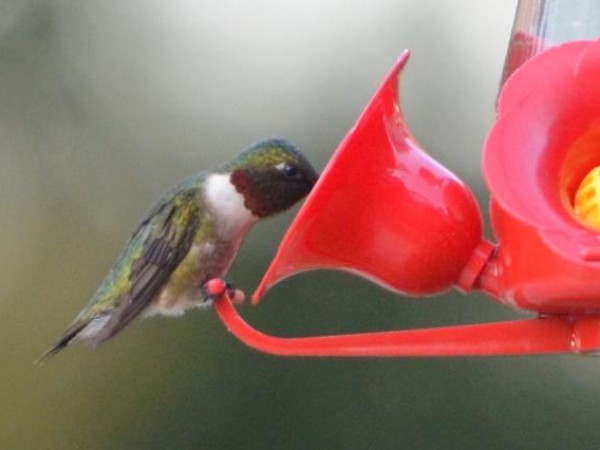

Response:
(225, 138), (319, 218)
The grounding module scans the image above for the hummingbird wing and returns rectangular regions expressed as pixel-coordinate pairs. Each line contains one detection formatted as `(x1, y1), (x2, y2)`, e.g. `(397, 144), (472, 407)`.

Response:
(40, 185), (203, 359)
(91, 187), (203, 344)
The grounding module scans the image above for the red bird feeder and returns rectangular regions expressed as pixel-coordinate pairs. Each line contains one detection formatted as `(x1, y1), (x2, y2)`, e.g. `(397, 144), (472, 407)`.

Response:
(216, 1), (600, 356)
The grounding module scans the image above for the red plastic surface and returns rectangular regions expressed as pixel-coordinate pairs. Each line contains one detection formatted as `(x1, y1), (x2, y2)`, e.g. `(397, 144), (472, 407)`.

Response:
(254, 51), (485, 302)
(481, 39), (600, 314)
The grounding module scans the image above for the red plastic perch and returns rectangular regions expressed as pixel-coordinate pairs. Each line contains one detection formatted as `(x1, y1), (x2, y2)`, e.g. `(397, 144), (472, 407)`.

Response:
(215, 294), (594, 356)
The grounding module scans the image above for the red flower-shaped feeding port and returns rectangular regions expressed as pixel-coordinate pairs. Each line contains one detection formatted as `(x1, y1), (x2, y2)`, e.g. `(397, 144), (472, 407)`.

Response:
(482, 39), (600, 315)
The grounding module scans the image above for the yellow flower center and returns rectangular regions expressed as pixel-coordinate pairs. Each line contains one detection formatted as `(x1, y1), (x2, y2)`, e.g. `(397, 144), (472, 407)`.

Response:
(574, 166), (600, 231)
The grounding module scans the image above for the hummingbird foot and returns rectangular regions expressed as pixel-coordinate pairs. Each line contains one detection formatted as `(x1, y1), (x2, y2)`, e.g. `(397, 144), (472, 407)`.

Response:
(202, 278), (246, 305)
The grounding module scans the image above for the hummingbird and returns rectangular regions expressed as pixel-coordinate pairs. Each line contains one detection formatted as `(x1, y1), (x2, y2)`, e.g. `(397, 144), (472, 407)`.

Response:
(40, 138), (318, 360)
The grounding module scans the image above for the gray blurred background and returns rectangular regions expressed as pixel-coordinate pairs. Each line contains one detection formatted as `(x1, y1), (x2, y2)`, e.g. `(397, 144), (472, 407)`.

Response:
(2, 1), (600, 449)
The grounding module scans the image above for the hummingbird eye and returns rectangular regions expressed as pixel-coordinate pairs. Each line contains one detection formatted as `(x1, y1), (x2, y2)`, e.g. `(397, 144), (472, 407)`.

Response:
(280, 163), (299, 178)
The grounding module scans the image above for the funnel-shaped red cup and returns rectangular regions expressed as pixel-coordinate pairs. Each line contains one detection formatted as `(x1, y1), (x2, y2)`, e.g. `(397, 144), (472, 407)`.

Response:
(254, 51), (488, 302)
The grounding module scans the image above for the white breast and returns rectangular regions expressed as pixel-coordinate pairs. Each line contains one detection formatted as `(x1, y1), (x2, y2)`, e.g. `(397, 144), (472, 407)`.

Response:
(204, 173), (258, 238)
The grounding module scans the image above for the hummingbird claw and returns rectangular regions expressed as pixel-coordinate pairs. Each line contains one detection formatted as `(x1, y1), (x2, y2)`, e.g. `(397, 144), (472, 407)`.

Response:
(224, 280), (247, 304)
(229, 287), (246, 305)
(202, 278), (246, 304)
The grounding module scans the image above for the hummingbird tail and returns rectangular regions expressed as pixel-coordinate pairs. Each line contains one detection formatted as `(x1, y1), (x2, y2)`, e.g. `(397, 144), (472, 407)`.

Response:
(35, 321), (88, 364)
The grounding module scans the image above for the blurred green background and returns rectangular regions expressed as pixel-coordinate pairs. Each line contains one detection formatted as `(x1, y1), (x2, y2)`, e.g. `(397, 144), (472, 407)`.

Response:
(2, 1), (600, 449)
